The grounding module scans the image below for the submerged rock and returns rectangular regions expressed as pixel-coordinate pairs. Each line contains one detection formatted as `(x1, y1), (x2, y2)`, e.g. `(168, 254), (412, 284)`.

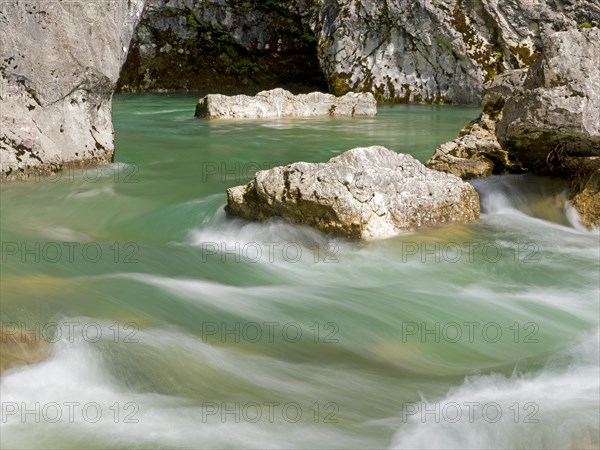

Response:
(195, 88), (377, 119)
(0, 328), (48, 373)
(226, 146), (479, 239)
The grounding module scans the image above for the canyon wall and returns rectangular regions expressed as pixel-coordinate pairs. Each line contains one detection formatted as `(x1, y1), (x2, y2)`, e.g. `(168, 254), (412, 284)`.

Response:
(0, 0), (145, 179)
(122, 0), (600, 103)
(117, 0), (327, 94)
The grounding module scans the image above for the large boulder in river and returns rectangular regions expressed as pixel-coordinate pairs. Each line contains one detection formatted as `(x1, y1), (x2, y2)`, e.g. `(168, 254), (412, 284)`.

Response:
(226, 146), (479, 239)
(496, 28), (600, 174)
(426, 69), (527, 179)
(0, 0), (145, 180)
(427, 28), (600, 228)
(496, 28), (600, 228)
(195, 88), (377, 119)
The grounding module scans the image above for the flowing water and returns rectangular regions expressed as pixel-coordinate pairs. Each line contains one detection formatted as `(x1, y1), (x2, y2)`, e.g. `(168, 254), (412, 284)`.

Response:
(1, 94), (598, 449)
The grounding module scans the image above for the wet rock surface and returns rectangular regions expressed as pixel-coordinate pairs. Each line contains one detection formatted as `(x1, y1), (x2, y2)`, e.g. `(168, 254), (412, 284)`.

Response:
(426, 69), (528, 178)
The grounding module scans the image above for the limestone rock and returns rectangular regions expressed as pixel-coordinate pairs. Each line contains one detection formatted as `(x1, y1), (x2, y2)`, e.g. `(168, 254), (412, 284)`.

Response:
(125, 0), (600, 103)
(482, 68), (529, 119)
(195, 88), (377, 119)
(426, 115), (507, 179)
(494, 28), (600, 228)
(569, 170), (600, 229)
(0, 0), (145, 180)
(316, 0), (599, 103)
(426, 69), (527, 178)
(226, 146), (480, 239)
(428, 28), (600, 228)
(497, 28), (600, 174)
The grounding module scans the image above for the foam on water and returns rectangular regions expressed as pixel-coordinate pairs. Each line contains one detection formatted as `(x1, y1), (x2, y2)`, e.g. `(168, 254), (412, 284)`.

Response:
(0, 325), (384, 449)
(3, 97), (598, 449)
(390, 328), (600, 449)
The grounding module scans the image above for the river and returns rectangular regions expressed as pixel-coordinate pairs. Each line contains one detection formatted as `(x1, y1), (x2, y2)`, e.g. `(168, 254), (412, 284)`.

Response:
(1, 94), (598, 449)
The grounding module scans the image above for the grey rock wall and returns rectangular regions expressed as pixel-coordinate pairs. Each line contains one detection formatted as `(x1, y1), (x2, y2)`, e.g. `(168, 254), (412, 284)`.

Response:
(316, 0), (599, 103)
(1, 0), (146, 179)
(427, 27), (600, 228)
(122, 0), (600, 103)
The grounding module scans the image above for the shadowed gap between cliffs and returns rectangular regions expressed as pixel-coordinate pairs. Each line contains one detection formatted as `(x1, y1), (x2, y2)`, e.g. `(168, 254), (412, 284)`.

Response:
(116, 2), (328, 96)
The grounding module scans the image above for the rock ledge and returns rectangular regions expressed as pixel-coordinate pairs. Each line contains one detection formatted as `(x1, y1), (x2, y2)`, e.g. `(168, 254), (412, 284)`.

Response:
(195, 88), (377, 119)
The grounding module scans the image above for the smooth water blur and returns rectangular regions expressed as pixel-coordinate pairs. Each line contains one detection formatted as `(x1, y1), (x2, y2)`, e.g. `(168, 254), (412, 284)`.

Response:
(1, 94), (598, 449)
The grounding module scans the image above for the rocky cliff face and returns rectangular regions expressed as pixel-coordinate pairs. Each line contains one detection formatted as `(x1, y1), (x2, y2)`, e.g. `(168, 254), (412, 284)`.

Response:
(317, 0), (599, 103)
(1, 0), (145, 179)
(497, 28), (600, 228)
(2, 1), (597, 181)
(121, 0), (599, 103)
(497, 27), (600, 175)
(118, 0), (327, 94)
(428, 27), (600, 228)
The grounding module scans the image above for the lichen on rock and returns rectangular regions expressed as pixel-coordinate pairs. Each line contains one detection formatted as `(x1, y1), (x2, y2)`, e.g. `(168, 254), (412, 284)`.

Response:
(121, 0), (600, 104)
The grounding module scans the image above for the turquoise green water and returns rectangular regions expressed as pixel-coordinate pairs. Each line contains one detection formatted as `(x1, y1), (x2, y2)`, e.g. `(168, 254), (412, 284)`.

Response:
(1, 94), (598, 449)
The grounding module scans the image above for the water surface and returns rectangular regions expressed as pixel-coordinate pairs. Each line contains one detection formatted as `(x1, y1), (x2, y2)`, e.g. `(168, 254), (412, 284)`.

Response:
(1, 94), (598, 449)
